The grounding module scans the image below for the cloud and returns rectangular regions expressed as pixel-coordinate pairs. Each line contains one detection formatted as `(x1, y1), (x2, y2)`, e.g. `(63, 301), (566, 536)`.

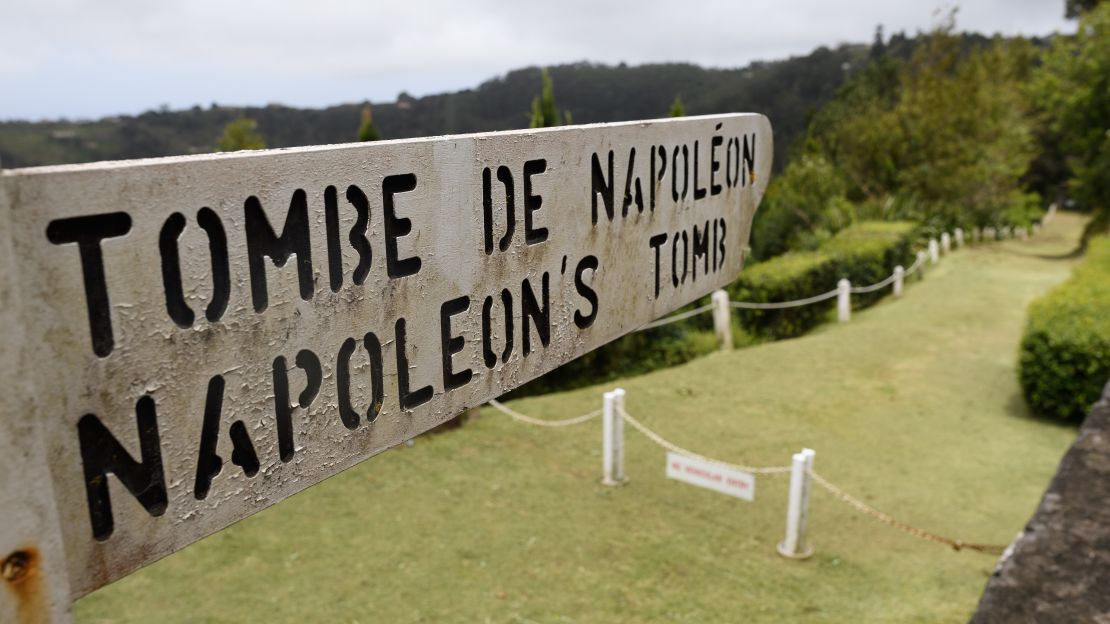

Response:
(0, 0), (1073, 120)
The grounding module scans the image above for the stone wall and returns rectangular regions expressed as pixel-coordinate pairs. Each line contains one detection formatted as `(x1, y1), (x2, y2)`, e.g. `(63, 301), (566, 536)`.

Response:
(971, 381), (1110, 623)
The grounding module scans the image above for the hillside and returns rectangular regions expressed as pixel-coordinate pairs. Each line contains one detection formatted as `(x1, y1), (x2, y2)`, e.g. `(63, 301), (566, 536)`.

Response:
(0, 46), (870, 171)
(74, 214), (1086, 623)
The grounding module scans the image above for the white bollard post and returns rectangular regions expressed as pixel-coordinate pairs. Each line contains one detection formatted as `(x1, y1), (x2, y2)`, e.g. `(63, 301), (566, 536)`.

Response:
(837, 279), (851, 323)
(799, 448), (815, 552)
(928, 238), (939, 264)
(613, 388), (625, 483)
(893, 265), (904, 297)
(954, 227), (964, 248)
(602, 390), (625, 486)
(916, 251), (927, 281)
(940, 232), (951, 255)
(778, 448), (816, 559)
(711, 289), (733, 351)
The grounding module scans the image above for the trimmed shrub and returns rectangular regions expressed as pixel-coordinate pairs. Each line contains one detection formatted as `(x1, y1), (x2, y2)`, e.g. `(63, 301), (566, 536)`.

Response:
(823, 221), (919, 307)
(730, 250), (839, 338)
(506, 322), (717, 398)
(732, 221), (920, 337)
(1019, 237), (1110, 420)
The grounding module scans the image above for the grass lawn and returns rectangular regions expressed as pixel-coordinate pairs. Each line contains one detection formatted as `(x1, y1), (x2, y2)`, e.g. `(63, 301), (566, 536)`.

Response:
(76, 214), (1087, 623)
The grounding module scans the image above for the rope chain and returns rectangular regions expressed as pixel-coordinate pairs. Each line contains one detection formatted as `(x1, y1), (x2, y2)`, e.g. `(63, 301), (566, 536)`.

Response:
(637, 251), (928, 327)
(491, 400), (1008, 555)
(617, 407), (793, 475)
(487, 399), (601, 428)
(729, 288), (840, 310)
(493, 239), (1015, 555)
(808, 470), (1007, 555)
(850, 272), (898, 294)
(638, 303), (715, 330)
(902, 253), (926, 277)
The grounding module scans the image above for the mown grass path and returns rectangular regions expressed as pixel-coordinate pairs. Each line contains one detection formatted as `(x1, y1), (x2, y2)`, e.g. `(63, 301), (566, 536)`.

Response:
(77, 214), (1086, 623)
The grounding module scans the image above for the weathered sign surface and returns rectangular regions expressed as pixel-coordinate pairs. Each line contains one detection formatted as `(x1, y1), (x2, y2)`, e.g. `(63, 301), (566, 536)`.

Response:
(666, 452), (756, 501)
(0, 114), (771, 616)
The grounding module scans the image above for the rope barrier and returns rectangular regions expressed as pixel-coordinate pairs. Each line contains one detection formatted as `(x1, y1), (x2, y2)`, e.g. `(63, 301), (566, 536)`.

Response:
(808, 470), (1007, 555)
(637, 303), (714, 330)
(487, 399), (601, 427)
(489, 233), (1017, 556)
(635, 249), (931, 328)
(729, 288), (840, 310)
(616, 407), (1005, 554)
(850, 273), (898, 294)
(634, 228), (1034, 330)
(617, 407), (793, 475)
(902, 254), (926, 277)
(490, 398), (1008, 556)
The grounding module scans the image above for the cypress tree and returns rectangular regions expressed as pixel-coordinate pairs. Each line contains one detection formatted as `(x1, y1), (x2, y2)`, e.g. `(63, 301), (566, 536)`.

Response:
(358, 105), (382, 142)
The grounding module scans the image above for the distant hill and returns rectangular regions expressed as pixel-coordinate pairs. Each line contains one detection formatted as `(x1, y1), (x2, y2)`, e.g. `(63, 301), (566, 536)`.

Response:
(0, 45), (870, 171)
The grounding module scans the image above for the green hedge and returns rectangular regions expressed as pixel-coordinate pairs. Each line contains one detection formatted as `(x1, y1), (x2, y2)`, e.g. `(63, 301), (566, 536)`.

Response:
(1019, 237), (1110, 420)
(505, 322), (717, 398)
(823, 221), (919, 307)
(730, 250), (839, 338)
(732, 221), (919, 338)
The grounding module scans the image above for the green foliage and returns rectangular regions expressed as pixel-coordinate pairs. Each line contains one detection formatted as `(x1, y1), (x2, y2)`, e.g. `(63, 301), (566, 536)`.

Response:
(1031, 3), (1110, 240)
(1019, 237), (1110, 419)
(751, 153), (851, 260)
(216, 117), (265, 152)
(668, 96), (686, 117)
(357, 105), (381, 142)
(506, 323), (718, 398)
(1067, 0), (1103, 18)
(731, 250), (839, 338)
(1004, 192), (1047, 228)
(1, 50), (866, 169)
(800, 15), (1037, 232)
(823, 221), (919, 307)
(805, 55), (902, 202)
(733, 221), (919, 337)
(529, 69), (564, 128)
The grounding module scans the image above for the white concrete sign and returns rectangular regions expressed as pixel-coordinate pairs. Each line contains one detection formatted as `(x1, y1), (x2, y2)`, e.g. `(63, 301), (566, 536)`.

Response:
(0, 114), (771, 615)
(666, 452), (755, 501)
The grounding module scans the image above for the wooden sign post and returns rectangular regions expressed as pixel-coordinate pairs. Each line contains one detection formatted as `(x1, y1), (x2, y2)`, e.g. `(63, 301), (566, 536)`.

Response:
(0, 114), (771, 621)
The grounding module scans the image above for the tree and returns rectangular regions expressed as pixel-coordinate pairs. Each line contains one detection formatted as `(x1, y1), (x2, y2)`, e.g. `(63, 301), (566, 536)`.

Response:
(357, 104), (382, 142)
(1033, 2), (1110, 238)
(751, 153), (851, 259)
(669, 96), (686, 117)
(804, 12), (1037, 230)
(869, 25), (886, 60)
(529, 69), (565, 128)
(216, 117), (265, 152)
(1066, 0), (1102, 18)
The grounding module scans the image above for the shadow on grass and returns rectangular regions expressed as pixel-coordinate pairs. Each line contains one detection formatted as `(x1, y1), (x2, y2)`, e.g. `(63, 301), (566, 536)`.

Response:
(1004, 391), (1081, 431)
(991, 246), (1084, 261)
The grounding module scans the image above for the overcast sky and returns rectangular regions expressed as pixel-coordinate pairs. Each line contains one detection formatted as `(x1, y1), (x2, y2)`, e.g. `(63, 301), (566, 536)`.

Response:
(1, 0), (1073, 121)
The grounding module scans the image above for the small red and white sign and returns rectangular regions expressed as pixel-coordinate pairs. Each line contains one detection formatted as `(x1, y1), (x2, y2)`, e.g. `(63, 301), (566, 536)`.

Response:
(666, 452), (755, 501)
